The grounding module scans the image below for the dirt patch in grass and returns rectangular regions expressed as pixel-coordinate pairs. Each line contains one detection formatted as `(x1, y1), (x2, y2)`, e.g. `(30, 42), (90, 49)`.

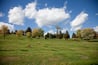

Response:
(0, 56), (20, 62)
(80, 55), (89, 60)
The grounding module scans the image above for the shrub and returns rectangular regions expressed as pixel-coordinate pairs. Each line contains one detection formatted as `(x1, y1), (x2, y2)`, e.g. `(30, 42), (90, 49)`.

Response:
(16, 30), (24, 37)
(26, 32), (31, 38)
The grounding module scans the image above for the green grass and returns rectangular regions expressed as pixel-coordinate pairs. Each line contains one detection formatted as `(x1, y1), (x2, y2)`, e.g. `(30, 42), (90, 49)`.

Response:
(0, 34), (98, 65)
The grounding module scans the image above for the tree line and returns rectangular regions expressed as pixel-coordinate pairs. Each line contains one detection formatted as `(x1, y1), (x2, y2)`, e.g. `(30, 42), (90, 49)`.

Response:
(0, 25), (98, 40)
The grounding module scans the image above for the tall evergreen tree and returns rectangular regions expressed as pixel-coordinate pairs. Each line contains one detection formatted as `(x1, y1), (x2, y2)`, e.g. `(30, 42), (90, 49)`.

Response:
(64, 30), (70, 39)
(72, 33), (76, 38)
(25, 27), (32, 33)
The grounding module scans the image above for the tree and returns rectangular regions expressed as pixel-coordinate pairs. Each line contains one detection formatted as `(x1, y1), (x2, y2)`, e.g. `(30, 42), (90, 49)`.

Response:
(76, 29), (81, 38)
(55, 25), (61, 38)
(16, 30), (24, 37)
(32, 28), (44, 38)
(26, 32), (31, 38)
(44, 33), (56, 39)
(45, 33), (49, 39)
(7, 29), (10, 34)
(1, 25), (8, 39)
(95, 32), (98, 39)
(64, 31), (70, 39)
(72, 33), (77, 38)
(58, 30), (63, 39)
(81, 28), (96, 40)
(38, 28), (44, 37)
(25, 27), (32, 33)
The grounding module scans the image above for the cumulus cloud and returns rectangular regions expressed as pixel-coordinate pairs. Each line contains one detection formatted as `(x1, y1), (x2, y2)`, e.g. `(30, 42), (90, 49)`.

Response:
(94, 26), (98, 32)
(8, 1), (70, 27)
(0, 12), (4, 17)
(61, 28), (67, 33)
(0, 22), (14, 32)
(35, 8), (70, 27)
(8, 6), (24, 25)
(24, 2), (37, 19)
(70, 11), (88, 31)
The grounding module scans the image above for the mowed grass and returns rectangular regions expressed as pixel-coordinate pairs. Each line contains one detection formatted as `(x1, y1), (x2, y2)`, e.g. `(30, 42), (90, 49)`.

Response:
(0, 34), (98, 65)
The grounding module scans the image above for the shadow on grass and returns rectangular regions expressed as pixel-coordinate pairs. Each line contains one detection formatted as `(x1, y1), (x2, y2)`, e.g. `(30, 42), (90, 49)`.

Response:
(20, 49), (28, 51)
(0, 50), (15, 51)
(87, 39), (98, 42)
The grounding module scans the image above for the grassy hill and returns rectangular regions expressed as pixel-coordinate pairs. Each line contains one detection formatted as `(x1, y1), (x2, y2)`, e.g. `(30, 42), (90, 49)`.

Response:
(0, 34), (98, 65)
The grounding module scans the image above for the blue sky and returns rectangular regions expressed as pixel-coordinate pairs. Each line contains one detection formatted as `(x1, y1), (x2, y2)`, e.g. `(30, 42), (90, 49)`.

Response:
(0, 0), (98, 35)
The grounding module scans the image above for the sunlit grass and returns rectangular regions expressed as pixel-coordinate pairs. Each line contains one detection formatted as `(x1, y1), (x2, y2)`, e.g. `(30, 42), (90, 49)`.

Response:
(0, 34), (98, 65)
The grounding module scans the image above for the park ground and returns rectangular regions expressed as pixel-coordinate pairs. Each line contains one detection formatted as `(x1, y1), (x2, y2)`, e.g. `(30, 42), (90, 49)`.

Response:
(0, 34), (98, 65)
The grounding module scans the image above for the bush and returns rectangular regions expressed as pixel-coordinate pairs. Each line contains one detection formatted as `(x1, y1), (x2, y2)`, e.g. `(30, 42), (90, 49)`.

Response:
(16, 30), (24, 37)
(26, 32), (31, 38)
(81, 28), (96, 40)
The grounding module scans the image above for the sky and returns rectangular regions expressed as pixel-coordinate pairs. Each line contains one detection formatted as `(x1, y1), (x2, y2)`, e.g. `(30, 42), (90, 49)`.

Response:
(0, 0), (98, 36)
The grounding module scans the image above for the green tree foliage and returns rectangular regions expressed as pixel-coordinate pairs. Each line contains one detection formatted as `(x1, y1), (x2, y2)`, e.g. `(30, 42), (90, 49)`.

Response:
(76, 29), (81, 38)
(81, 28), (96, 40)
(64, 31), (70, 39)
(16, 30), (24, 37)
(45, 33), (56, 39)
(72, 33), (77, 38)
(32, 28), (44, 38)
(25, 27), (32, 33)
(58, 30), (63, 39)
(6, 29), (10, 34)
(38, 28), (44, 37)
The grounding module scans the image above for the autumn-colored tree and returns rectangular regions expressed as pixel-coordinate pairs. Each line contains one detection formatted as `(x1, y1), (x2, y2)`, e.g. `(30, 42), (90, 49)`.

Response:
(32, 28), (44, 38)
(81, 28), (96, 40)
(0, 30), (2, 34)
(1, 25), (8, 39)
(16, 30), (24, 37)
(95, 32), (98, 39)
(26, 32), (31, 38)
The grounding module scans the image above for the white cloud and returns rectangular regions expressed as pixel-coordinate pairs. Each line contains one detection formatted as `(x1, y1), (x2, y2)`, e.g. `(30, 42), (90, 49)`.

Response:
(35, 7), (70, 27)
(24, 2), (37, 19)
(48, 30), (55, 34)
(61, 28), (67, 33)
(70, 11), (88, 31)
(0, 12), (4, 17)
(96, 13), (98, 16)
(8, 6), (24, 25)
(0, 22), (14, 32)
(71, 25), (82, 31)
(8, 2), (70, 27)
(44, 28), (67, 36)
(94, 26), (98, 32)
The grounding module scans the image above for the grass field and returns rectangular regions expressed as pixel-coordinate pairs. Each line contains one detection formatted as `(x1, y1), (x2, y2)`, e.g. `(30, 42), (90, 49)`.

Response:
(0, 34), (98, 65)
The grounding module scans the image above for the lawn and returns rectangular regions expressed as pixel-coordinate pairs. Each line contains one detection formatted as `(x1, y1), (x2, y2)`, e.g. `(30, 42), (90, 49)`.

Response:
(0, 34), (98, 65)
